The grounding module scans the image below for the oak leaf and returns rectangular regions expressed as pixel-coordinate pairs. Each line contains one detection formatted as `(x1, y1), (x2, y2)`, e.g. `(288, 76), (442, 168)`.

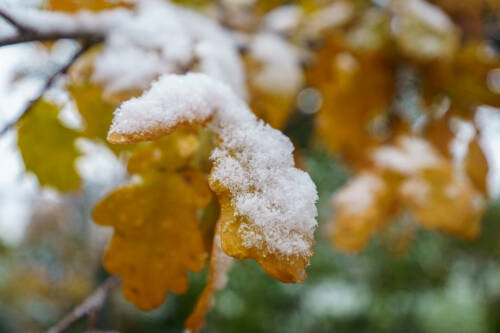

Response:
(307, 34), (395, 168)
(92, 169), (211, 310)
(107, 73), (318, 284)
(17, 100), (81, 191)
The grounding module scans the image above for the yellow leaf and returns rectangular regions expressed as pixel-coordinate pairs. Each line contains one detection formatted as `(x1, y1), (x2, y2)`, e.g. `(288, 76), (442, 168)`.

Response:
(210, 181), (312, 283)
(307, 33), (395, 168)
(17, 100), (81, 191)
(127, 128), (200, 174)
(400, 164), (485, 240)
(329, 172), (397, 253)
(185, 222), (233, 333)
(107, 73), (317, 284)
(68, 82), (118, 142)
(423, 111), (454, 158)
(422, 43), (500, 119)
(46, 0), (130, 12)
(92, 169), (211, 310)
(465, 137), (489, 195)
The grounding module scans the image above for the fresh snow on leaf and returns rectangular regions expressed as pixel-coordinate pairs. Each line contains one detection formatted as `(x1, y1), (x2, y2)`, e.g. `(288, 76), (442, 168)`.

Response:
(108, 73), (318, 278)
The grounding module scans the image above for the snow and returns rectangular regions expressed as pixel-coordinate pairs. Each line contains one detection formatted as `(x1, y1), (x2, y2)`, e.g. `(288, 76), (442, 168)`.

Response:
(262, 5), (303, 35)
(250, 33), (303, 95)
(333, 173), (384, 215)
(109, 73), (318, 257)
(372, 136), (443, 174)
(93, 0), (247, 99)
(6, 0), (247, 99)
(403, 0), (454, 33)
(8, 6), (129, 36)
(303, 1), (353, 36)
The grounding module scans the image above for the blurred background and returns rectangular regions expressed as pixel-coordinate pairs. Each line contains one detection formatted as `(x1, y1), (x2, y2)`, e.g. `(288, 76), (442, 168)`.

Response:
(0, 0), (500, 332)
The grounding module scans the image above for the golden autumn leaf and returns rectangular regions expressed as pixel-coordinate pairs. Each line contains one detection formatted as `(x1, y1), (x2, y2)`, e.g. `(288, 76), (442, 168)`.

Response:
(329, 172), (397, 253)
(465, 136), (489, 195)
(331, 136), (487, 252)
(106, 73), (318, 284)
(210, 180), (313, 283)
(374, 136), (485, 239)
(127, 128), (200, 174)
(92, 169), (211, 310)
(423, 109), (454, 158)
(185, 222), (233, 333)
(400, 164), (485, 239)
(307, 33), (395, 167)
(46, 0), (130, 12)
(17, 100), (81, 192)
(422, 43), (500, 119)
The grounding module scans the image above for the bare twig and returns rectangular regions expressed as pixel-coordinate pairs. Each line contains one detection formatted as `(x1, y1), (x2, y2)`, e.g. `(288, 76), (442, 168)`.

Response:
(46, 276), (121, 333)
(0, 8), (34, 33)
(0, 39), (100, 137)
(0, 31), (104, 47)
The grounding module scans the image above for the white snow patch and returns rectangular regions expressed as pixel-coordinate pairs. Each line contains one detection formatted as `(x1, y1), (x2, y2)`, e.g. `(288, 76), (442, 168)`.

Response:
(249, 33), (303, 95)
(373, 136), (443, 174)
(333, 173), (384, 215)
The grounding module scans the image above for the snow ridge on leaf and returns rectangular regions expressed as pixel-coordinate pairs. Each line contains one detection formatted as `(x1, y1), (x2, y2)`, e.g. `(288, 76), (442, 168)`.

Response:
(107, 73), (318, 283)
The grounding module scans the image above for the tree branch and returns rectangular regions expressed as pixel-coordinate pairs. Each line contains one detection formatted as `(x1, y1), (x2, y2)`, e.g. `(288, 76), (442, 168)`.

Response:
(0, 38), (99, 137)
(46, 276), (121, 333)
(0, 31), (104, 47)
(0, 8), (34, 33)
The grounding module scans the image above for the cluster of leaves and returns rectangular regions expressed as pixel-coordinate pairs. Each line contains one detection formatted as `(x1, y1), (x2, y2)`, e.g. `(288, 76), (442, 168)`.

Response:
(11, 0), (500, 331)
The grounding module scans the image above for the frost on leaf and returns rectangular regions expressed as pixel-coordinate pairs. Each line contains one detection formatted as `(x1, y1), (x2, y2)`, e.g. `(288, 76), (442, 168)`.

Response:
(185, 222), (233, 333)
(17, 100), (81, 192)
(107, 73), (318, 283)
(93, 128), (211, 310)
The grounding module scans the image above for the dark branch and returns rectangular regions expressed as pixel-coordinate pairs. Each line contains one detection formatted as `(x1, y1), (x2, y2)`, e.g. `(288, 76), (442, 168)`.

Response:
(0, 31), (104, 47)
(0, 39), (100, 137)
(46, 276), (120, 333)
(0, 8), (34, 33)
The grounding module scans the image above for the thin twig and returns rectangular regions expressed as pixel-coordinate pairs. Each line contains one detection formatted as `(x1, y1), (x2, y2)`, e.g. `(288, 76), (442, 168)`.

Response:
(0, 8), (34, 33)
(46, 276), (121, 333)
(0, 31), (104, 47)
(0, 39), (100, 137)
